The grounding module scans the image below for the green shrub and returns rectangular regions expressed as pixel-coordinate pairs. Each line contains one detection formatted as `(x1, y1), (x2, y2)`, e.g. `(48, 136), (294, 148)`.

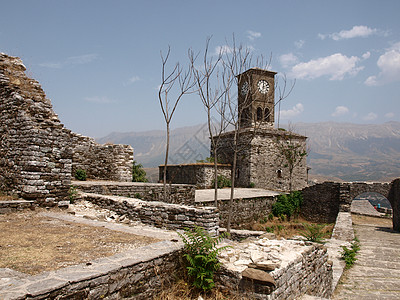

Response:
(341, 239), (360, 269)
(300, 223), (328, 243)
(132, 160), (148, 182)
(249, 182), (256, 188)
(268, 213), (274, 221)
(212, 175), (231, 189)
(74, 169), (87, 181)
(178, 226), (230, 292)
(271, 191), (303, 219)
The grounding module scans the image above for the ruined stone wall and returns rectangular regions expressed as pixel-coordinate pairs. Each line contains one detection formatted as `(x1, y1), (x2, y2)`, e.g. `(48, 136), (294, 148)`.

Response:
(73, 181), (195, 205)
(0, 53), (133, 204)
(82, 192), (219, 235)
(159, 163), (231, 189)
(217, 240), (332, 299)
(215, 128), (308, 191)
(0, 53), (72, 205)
(71, 133), (133, 182)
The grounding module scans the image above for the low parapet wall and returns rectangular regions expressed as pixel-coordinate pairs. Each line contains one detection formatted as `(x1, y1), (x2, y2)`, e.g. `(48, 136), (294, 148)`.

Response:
(0, 240), (182, 300)
(196, 189), (279, 228)
(73, 181), (196, 205)
(81, 192), (219, 235)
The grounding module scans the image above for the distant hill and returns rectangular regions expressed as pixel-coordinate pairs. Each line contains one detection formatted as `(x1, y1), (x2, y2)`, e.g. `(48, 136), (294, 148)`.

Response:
(97, 121), (400, 182)
(292, 121), (400, 182)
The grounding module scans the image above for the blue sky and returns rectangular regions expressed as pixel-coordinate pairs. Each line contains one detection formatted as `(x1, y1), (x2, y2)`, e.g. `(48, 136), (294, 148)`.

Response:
(1, 0), (399, 138)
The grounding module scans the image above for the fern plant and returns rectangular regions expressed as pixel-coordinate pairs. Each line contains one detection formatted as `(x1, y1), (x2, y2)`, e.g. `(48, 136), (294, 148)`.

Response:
(178, 226), (230, 291)
(300, 223), (328, 243)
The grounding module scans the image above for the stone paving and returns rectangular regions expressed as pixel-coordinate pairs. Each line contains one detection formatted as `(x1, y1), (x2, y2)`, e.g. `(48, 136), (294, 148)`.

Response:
(195, 188), (280, 203)
(333, 219), (400, 299)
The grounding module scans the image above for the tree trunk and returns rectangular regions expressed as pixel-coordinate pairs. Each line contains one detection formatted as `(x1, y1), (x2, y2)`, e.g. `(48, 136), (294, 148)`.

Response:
(213, 147), (218, 207)
(226, 129), (238, 233)
(163, 123), (170, 202)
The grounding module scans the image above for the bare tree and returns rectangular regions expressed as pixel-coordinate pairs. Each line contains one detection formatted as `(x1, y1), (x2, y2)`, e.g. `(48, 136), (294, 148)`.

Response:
(189, 37), (230, 207)
(159, 47), (195, 201)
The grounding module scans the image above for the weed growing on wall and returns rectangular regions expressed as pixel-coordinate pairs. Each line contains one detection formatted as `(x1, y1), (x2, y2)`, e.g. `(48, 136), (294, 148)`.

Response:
(178, 226), (230, 292)
(341, 238), (360, 269)
(272, 191), (303, 219)
(300, 223), (328, 243)
(74, 169), (87, 181)
(68, 186), (78, 204)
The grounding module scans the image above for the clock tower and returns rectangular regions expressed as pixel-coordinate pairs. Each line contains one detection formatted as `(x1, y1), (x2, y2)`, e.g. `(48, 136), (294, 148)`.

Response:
(238, 68), (277, 129)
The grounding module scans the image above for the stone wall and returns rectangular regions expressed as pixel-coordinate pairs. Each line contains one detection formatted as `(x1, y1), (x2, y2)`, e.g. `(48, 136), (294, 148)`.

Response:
(71, 133), (133, 182)
(159, 163), (231, 189)
(217, 239), (332, 299)
(0, 53), (73, 205)
(0, 53), (133, 204)
(197, 196), (277, 228)
(82, 192), (219, 235)
(215, 128), (308, 192)
(301, 182), (341, 224)
(388, 179), (400, 232)
(301, 180), (400, 232)
(74, 181), (195, 205)
(0, 240), (182, 300)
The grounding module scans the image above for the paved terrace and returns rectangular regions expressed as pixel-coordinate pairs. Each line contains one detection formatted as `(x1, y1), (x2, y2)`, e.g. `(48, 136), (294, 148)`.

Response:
(333, 220), (400, 299)
(195, 188), (281, 203)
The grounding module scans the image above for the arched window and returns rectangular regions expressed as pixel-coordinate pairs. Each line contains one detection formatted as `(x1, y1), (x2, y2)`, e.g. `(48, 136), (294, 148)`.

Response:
(264, 108), (270, 122)
(277, 169), (282, 178)
(256, 107), (263, 121)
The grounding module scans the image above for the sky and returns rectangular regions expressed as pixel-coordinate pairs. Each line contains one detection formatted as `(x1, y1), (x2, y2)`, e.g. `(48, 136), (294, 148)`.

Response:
(1, 0), (399, 138)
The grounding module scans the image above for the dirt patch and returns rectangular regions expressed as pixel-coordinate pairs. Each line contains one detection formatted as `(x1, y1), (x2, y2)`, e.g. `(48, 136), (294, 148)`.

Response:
(239, 217), (334, 240)
(352, 214), (392, 227)
(0, 209), (160, 275)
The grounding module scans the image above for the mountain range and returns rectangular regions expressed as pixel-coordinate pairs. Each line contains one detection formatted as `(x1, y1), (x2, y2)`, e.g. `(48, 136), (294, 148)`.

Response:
(97, 121), (400, 182)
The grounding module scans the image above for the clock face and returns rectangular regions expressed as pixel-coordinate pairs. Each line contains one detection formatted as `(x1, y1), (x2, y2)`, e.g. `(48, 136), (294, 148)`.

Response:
(241, 81), (249, 95)
(257, 79), (270, 94)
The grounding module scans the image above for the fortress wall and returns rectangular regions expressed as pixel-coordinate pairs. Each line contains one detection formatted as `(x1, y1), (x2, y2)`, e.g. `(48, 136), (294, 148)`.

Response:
(71, 133), (133, 182)
(0, 53), (72, 205)
(0, 53), (133, 204)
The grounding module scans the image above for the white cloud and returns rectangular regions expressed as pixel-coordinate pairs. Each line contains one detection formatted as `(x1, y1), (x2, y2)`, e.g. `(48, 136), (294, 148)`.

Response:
(295, 40), (305, 49)
(84, 96), (115, 104)
(365, 42), (400, 86)
(362, 51), (371, 60)
(290, 53), (363, 80)
(129, 76), (140, 83)
(332, 106), (349, 117)
(319, 25), (378, 41)
(279, 53), (298, 68)
(38, 53), (98, 69)
(280, 103), (304, 119)
(247, 30), (261, 41)
(363, 112), (378, 121)
(385, 112), (395, 118)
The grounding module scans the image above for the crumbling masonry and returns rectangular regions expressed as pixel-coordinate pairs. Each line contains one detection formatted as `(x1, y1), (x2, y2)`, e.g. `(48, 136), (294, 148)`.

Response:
(0, 53), (133, 205)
